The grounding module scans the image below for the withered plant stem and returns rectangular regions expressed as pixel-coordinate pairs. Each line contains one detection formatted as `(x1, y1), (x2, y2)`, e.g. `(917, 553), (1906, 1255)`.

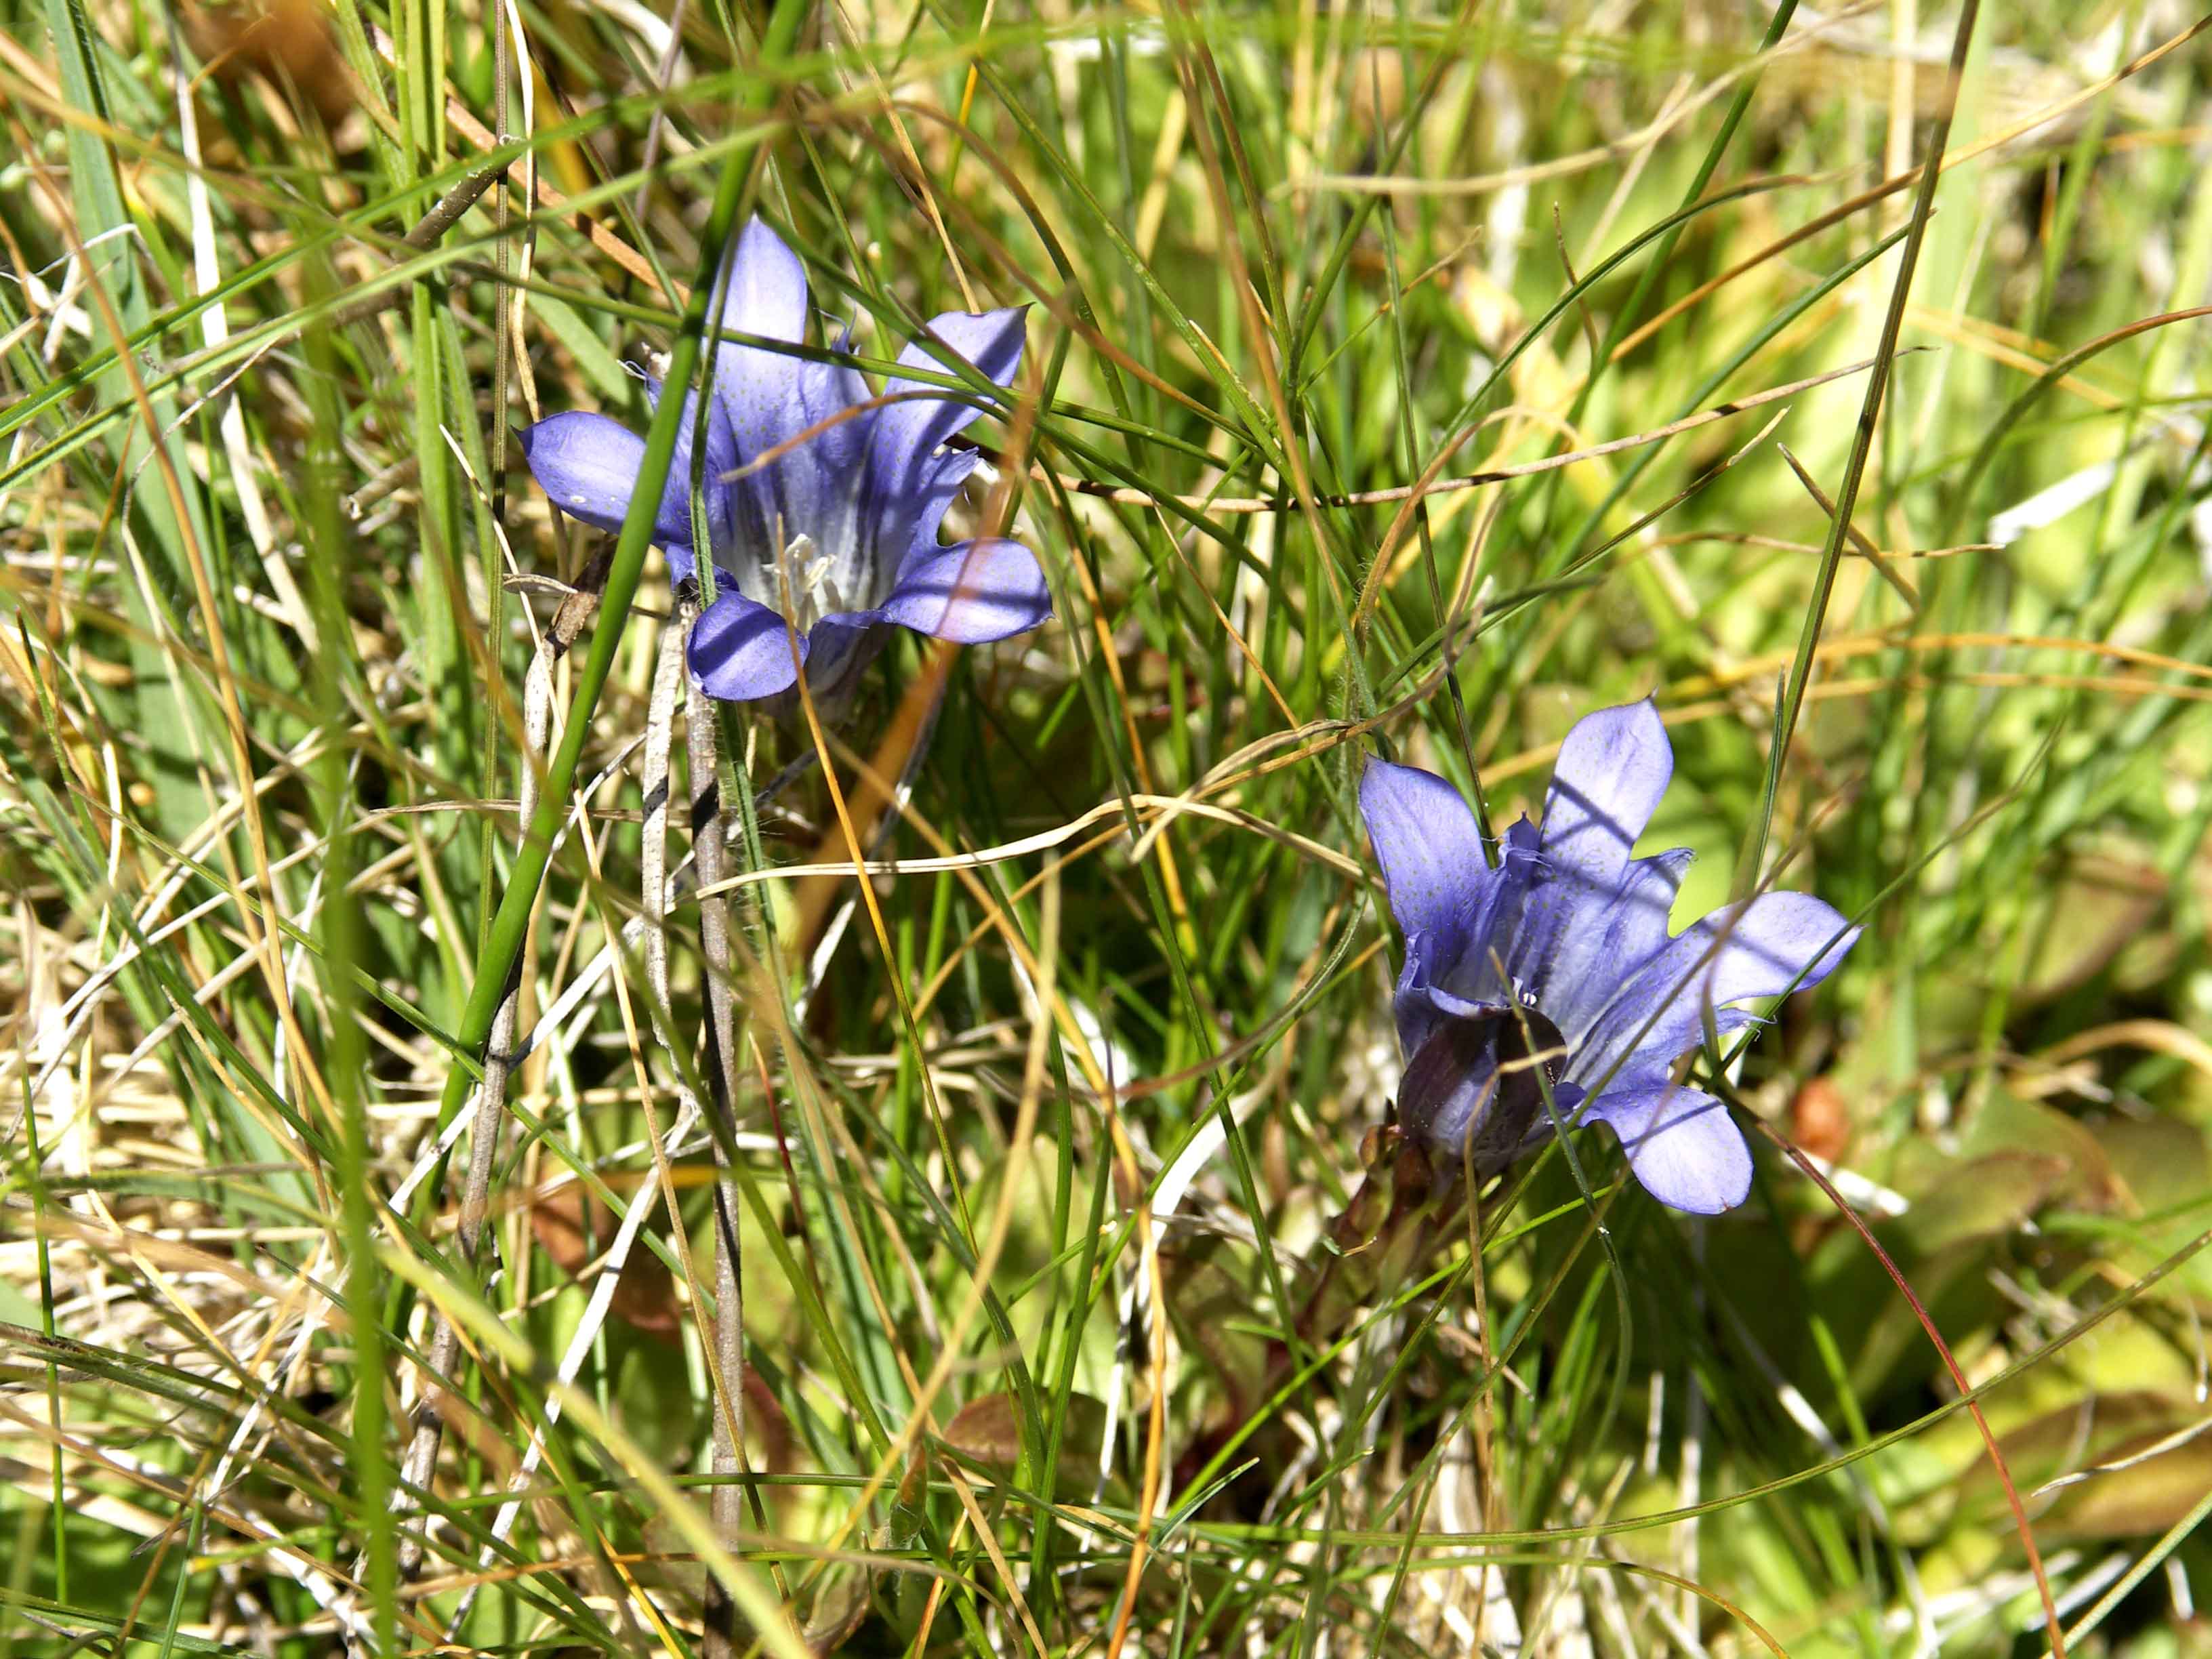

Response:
(683, 655), (750, 1659)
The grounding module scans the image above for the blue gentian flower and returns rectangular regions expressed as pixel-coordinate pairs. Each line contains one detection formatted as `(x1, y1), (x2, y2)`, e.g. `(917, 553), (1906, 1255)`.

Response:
(519, 216), (1052, 704)
(1359, 701), (1858, 1214)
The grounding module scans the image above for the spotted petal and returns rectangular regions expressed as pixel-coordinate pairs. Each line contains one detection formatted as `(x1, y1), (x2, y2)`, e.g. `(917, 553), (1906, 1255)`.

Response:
(701, 218), (884, 596)
(708, 218), (811, 455)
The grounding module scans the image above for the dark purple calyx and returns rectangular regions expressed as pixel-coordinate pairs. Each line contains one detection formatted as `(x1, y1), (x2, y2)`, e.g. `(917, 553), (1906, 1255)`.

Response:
(1396, 1006), (1572, 1181)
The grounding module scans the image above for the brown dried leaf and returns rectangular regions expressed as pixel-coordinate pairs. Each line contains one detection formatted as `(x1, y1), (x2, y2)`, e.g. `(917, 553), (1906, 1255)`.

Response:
(941, 1391), (1023, 1471)
(801, 1561), (872, 1657)
(528, 1185), (683, 1342)
(940, 1391), (1111, 1492)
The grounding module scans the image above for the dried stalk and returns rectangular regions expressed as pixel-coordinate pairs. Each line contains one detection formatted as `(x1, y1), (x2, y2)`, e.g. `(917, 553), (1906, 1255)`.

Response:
(682, 634), (751, 1659)
(494, 747), (818, 1066)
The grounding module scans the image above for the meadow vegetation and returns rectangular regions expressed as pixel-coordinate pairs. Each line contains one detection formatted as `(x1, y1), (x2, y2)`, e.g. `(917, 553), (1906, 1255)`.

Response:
(3, 0), (2211, 1653)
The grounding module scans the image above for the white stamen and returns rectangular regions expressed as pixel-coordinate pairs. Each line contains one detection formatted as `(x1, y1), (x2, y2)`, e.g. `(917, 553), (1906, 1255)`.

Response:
(775, 533), (846, 632)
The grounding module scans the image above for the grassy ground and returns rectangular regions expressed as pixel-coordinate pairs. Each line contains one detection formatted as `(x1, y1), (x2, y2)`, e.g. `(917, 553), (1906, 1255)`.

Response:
(5, 0), (2212, 1653)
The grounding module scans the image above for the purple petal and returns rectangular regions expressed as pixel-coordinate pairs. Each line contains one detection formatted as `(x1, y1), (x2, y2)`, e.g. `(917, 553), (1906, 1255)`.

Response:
(1359, 758), (1488, 977)
(1456, 817), (1542, 1002)
(520, 412), (647, 537)
(645, 375), (737, 560)
(769, 363), (877, 605)
(1584, 1084), (1750, 1214)
(1390, 941), (1440, 1056)
(704, 218), (877, 571)
(876, 446), (983, 571)
(718, 217), (809, 348)
(1574, 890), (1860, 1088)
(876, 308), (1027, 459)
(1540, 699), (1674, 882)
(689, 589), (804, 702)
(874, 538), (1050, 643)
(707, 218), (811, 527)
(1534, 847), (1692, 1050)
(1507, 701), (1674, 1007)
(906, 308), (1028, 388)
(1411, 977), (1503, 1027)
(1390, 819), (1544, 1055)
(867, 310), (1027, 556)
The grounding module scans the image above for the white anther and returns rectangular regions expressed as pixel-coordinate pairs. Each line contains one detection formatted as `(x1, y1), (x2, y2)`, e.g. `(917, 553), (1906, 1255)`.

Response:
(777, 533), (846, 632)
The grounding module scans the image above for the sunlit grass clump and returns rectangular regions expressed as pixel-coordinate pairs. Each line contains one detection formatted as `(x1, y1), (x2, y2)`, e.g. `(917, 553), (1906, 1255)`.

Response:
(4, 1), (2211, 1656)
